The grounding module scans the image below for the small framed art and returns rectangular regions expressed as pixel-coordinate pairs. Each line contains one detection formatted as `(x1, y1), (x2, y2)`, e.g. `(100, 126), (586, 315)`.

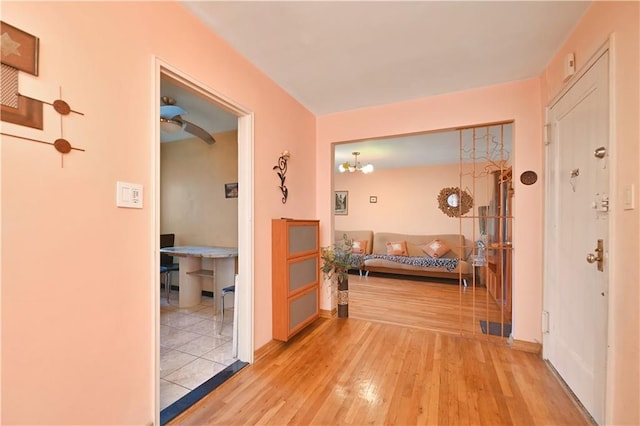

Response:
(334, 191), (348, 215)
(225, 182), (238, 198)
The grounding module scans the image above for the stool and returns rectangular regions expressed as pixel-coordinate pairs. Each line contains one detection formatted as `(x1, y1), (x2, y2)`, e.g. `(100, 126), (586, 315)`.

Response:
(221, 284), (235, 323)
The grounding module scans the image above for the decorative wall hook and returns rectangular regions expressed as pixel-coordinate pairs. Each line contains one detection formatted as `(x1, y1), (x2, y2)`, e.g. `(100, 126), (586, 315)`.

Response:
(272, 150), (290, 204)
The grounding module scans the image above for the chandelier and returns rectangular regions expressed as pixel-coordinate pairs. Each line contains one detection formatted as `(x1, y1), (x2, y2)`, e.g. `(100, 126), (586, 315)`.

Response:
(338, 151), (374, 174)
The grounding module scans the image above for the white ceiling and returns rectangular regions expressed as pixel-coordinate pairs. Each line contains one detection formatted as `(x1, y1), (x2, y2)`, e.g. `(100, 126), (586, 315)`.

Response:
(165, 1), (589, 167)
(184, 1), (589, 115)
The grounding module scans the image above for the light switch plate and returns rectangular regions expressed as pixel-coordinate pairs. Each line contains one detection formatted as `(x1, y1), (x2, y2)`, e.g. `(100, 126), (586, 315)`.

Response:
(116, 181), (143, 208)
(623, 184), (635, 210)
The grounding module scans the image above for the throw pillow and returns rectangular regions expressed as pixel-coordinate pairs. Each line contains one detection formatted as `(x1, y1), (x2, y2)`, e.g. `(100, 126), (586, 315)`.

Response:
(352, 239), (368, 254)
(386, 240), (408, 256)
(421, 239), (451, 258)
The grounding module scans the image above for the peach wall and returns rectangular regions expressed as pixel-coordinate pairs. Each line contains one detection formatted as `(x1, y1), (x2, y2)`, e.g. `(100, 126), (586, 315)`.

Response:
(317, 79), (543, 340)
(541, 1), (639, 424)
(1, 2), (315, 424)
(334, 163), (492, 239)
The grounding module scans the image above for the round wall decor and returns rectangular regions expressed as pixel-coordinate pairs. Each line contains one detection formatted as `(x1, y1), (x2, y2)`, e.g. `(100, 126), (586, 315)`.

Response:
(520, 170), (538, 185)
(437, 187), (473, 217)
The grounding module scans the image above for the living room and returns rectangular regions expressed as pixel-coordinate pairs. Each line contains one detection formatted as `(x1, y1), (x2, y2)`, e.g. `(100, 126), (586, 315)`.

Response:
(333, 123), (513, 334)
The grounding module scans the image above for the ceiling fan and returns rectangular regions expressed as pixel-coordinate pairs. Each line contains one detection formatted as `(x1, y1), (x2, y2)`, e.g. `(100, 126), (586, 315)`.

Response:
(160, 96), (216, 145)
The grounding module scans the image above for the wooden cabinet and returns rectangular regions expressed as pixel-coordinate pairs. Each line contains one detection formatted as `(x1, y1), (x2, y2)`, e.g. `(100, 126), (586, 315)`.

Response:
(272, 219), (320, 342)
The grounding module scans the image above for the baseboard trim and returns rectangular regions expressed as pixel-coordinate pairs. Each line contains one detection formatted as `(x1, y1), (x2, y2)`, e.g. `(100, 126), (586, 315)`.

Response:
(319, 308), (336, 319)
(510, 339), (542, 354)
(253, 339), (284, 363)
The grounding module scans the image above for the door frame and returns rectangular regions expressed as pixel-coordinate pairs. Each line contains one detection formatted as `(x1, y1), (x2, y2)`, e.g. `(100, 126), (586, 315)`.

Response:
(152, 57), (255, 423)
(542, 37), (614, 420)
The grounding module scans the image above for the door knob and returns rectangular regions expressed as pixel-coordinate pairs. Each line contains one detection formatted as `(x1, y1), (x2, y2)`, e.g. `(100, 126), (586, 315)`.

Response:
(586, 253), (601, 263)
(586, 239), (604, 271)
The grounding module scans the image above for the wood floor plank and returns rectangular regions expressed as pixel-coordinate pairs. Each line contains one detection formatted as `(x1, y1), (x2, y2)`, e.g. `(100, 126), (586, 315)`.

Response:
(348, 274), (506, 337)
(170, 276), (590, 426)
(170, 319), (590, 425)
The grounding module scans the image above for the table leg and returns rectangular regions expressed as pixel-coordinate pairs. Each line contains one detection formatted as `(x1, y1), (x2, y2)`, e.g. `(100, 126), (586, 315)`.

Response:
(178, 256), (203, 307)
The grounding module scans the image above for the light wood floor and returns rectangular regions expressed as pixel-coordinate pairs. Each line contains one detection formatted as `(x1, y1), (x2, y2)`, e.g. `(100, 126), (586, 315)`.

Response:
(171, 276), (590, 426)
(349, 274), (509, 338)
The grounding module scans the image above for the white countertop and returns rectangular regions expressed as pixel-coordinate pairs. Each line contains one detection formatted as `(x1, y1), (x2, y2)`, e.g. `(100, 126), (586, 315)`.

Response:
(159, 246), (238, 258)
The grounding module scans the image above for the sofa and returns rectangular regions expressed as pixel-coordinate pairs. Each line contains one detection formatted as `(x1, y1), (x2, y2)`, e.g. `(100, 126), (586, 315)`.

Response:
(335, 230), (472, 284)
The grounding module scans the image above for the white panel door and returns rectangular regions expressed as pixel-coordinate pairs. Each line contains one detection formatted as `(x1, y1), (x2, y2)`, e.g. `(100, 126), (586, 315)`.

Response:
(544, 50), (609, 424)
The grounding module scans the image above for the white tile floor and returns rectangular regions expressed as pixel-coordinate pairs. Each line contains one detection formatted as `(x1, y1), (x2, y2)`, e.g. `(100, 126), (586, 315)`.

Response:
(160, 292), (236, 410)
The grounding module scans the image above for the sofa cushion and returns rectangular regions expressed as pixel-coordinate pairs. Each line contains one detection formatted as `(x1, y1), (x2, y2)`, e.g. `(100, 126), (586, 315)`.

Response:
(421, 239), (451, 258)
(372, 232), (468, 259)
(386, 241), (408, 256)
(406, 242), (426, 257)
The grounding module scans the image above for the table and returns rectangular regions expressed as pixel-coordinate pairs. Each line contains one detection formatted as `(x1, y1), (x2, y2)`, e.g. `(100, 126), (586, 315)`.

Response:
(160, 246), (238, 308)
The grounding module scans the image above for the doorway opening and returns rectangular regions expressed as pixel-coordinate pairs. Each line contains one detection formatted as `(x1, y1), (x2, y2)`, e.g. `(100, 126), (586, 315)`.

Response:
(332, 122), (513, 339)
(154, 60), (254, 425)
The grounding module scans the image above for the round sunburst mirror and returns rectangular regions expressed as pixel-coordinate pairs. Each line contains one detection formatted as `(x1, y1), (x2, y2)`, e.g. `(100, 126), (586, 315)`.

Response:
(437, 187), (473, 217)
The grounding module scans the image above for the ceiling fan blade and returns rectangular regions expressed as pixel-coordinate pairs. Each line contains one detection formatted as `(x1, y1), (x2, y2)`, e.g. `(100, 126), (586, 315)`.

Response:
(160, 104), (186, 119)
(183, 120), (216, 145)
(160, 117), (185, 134)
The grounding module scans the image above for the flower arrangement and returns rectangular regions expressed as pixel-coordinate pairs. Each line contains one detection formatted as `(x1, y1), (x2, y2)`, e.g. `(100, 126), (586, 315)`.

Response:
(320, 234), (353, 283)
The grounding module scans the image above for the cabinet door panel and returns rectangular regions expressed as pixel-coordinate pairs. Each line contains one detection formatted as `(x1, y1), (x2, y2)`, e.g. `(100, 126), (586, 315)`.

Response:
(288, 225), (317, 255)
(289, 288), (318, 331)
(288, 257), (318, 293)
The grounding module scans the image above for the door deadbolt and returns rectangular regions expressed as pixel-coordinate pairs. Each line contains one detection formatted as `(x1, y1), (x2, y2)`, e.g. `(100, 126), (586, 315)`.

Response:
(586, 239), (604, 271)
(594, 146), (606, 159)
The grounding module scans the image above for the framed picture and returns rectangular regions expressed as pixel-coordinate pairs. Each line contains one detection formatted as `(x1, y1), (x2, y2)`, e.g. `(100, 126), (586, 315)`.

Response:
(334, 191), (348, 215)
(0, 23), (43, 129)
(0, 22), (39, 75)
(369, 196), (378, 203)
(0, 91), (43, 129)
(225, 182), (238, 198)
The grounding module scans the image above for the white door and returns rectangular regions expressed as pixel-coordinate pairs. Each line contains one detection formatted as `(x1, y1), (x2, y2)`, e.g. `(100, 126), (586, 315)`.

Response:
(544, 50), (609, 424)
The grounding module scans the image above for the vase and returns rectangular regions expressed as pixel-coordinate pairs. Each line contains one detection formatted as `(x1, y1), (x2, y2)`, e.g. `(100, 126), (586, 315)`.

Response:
(337, 274), (349, 318)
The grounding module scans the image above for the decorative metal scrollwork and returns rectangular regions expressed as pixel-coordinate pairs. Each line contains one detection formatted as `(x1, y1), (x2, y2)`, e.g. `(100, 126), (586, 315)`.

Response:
(272, 150), (290, 203)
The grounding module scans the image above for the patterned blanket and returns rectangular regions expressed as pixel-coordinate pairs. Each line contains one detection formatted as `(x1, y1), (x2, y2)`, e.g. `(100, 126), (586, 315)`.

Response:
(351, 254), (365, 269)
(362, 254), (459, 272)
